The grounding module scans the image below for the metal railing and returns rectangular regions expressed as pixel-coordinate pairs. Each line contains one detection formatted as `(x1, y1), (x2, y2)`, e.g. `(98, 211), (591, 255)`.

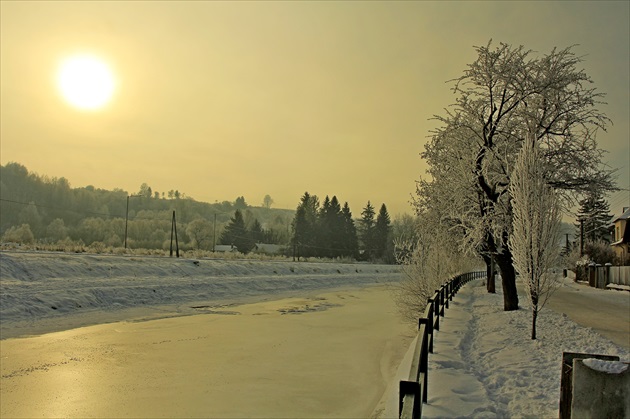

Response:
(399, 271), (484, 419)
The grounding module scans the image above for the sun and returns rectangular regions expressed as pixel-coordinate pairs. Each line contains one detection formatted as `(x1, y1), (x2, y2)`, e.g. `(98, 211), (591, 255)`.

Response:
(57, 54), (115, 111)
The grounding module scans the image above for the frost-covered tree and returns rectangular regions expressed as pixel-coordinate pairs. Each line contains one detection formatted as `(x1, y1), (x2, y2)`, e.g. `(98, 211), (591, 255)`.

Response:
(392, 209), (477, 324)
(575, 189), (613, 243)
(2, 224), (35, 244)
(418, 41), (615, 311)
(186, 218), (214, 250)
(46, 218), (68, 242)
(509, 137), (562, 340)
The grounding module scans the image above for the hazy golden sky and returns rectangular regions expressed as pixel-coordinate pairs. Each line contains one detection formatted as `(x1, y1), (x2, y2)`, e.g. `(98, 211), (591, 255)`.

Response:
(1, 1), (629, 216)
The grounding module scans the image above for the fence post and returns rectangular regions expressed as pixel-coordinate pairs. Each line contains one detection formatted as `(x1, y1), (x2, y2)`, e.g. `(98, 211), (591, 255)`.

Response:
(445, 282), (450, 309)
(433, 293), (440, 331)
(605, 263), (612, 288)
(399, 380), (420, 418)
(427, 298), (434, 353)
(418, 318), (430, 404)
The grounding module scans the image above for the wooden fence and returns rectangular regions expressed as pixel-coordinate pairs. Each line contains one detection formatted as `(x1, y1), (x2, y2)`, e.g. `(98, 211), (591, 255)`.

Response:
(399, 271), (484, 419)
(587, 264), (630, 288)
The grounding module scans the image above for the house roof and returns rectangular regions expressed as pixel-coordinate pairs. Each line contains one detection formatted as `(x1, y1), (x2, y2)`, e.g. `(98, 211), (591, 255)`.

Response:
(611, 207), (630, 224)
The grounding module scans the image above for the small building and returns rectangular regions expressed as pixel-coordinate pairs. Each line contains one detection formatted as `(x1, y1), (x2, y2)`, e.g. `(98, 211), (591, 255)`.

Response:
(610, 207), (630, 265)
(214, 244), (238, 253)
(253, 243), (284, 255)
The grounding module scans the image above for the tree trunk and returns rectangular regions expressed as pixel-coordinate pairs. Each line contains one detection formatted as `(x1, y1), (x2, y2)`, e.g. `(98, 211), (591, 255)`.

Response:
(494, 251), (519, 311)
(488, 256), (496, 294)
(531, 308), (537, 340)
(482, 254), (496, 293)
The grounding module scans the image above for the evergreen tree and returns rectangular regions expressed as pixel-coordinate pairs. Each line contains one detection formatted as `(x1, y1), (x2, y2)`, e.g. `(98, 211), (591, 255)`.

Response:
(318, 196), (332, 257)
(234, 196), (248, 210)
(575, 189), (613, 243)
(374, 203), (391, 261)
(360, 201), (376, 260)
(341, 202), (359, 259)
(291, 192), (319, 259)
(250, 218), (264, 243)
(317, 196), (344, 258)
(220, 210), (254, 253)
(328, 196), (344, 258)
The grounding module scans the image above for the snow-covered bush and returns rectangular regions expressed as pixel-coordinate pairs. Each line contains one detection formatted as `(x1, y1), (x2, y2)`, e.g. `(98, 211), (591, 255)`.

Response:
(391, 213), (478, 324)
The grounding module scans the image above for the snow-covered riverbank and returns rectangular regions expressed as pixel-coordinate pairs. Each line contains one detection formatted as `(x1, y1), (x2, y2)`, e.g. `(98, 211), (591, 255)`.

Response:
(0, 251), (401, 338)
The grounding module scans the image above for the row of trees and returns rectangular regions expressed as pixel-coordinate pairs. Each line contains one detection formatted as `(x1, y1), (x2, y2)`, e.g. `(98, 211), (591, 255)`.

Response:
(290, 192), (392, 261)
(391, 40), (616, 340)
(412, 41), (615, 314)
(1, 163), (404, 262)
(218, 210), (282, 253)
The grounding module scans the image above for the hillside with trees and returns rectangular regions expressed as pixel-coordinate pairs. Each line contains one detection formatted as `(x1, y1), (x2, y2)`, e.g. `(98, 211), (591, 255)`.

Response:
(1, 163), (403, 262)
(0, 162), (293, 252)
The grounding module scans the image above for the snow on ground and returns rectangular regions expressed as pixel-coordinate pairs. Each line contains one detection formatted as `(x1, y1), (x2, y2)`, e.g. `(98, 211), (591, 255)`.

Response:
(2, 251), (629, 418)
(0, 251), (401, 338)
(379, 277), (629, 418)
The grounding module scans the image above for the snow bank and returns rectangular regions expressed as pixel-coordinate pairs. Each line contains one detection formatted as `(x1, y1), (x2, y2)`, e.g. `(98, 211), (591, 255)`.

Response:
(582, 358), (629, 374)
(0, 251), (401, 336)
(378, 278), (629, 418)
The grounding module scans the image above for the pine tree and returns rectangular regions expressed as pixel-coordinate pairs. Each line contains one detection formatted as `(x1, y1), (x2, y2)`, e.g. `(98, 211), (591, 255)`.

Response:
(341, 202), (359, 259)
(575, 189), (613, 243)
(360, 201), (376, 260)
(374, 203), (391, 261)
(250, 218), (264, 243)
(220, 210), (254, 253)
(291, 192), (319, 259)
(318, 196), (332, 258)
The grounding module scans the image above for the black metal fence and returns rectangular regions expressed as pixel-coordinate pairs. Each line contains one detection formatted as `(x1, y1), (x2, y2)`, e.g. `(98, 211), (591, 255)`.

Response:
(399, 271), (484, 419)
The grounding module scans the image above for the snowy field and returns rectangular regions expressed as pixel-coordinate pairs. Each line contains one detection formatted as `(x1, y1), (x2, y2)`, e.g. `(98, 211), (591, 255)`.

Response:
(379, 277), (630, 418)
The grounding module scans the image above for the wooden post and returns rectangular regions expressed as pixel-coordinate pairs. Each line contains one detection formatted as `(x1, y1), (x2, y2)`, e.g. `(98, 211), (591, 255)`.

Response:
(169, 212), (175, 257)
(399, 380), (420, 418)
(427, 298), (434, 353)
(172, 211), (179, 258)
(418, 318), (430, 403)
(433, 293), (440, 331)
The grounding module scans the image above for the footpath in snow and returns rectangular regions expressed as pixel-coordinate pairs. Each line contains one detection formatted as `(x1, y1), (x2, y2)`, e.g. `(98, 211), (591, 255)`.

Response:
(379, 277), (629, 418)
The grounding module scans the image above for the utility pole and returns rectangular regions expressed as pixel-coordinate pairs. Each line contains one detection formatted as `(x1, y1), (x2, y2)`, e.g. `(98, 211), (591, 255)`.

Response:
(170, 210), (179, 258)
(213, 213), (217, 253)
(124, 194), (141, 249)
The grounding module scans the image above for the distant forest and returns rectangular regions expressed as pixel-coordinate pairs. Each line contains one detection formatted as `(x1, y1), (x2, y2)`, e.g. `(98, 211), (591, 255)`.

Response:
(0, 163), (404, 262)
(0, 162), (293, 252)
